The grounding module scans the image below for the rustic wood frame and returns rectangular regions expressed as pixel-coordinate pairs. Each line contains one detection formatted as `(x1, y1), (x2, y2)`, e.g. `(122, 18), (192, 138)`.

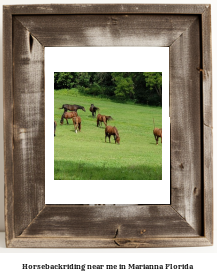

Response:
(3, 4), (212, 248)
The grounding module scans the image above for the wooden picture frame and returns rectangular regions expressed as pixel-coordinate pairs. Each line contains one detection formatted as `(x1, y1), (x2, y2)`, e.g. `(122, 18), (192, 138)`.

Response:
(3, 4), (213, 248)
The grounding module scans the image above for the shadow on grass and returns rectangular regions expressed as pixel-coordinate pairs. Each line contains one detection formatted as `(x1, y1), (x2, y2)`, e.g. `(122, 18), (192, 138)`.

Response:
(54, 160), (162, 180)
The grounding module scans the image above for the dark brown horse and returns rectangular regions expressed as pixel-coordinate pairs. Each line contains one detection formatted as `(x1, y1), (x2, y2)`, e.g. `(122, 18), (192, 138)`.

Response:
(54, 121), (57, 136)
(73, 116), (81, 133)
(105, 126), (120, 144)
(89, 104), (99, 116)
(60, 111), (78, 125)
(97, 114), (113, 127)
(59, 104), (86, 113)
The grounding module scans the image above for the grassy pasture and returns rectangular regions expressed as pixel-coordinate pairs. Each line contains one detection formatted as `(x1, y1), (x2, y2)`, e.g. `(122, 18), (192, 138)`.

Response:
(54, 89), (162, 180)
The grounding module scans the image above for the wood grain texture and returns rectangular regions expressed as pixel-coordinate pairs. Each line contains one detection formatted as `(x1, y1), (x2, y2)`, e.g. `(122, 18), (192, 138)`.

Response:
(8, 237), (212, 248)
(201, 6), (213, 244)
(3, 4), (213, 248)
(16, 15), (197, 47)
(203, 126), (213, 243)
(20, 205), (199, 238)
(3, 7), (14, 247)
(12, 17), (45, 237)
(3, 4), (207, 15)
(170, 17), (202, 235)
(202, 6), (212, 129)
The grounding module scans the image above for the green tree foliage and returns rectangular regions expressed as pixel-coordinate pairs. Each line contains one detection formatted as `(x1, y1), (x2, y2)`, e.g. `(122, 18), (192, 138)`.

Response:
(143, 72), (162, 104)
(75, 72), (92, 87)
(54, 72), (75, 89)
(112, 72), (134, 100)
(54, 72), (162, 106)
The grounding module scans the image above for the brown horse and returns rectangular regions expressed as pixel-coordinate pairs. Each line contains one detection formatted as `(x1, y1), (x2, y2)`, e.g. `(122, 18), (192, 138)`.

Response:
(54, 121), (57, 136)
(153, 118), (162, 145)
(59, 104), (86, 113)
(89, 104), (99, 117)
(73, 116), (81, 133)
(97, 114), (113, 127)
(60, 111), (78, 125)
(153, 128), (162, 145)
(105, 126), (120, 144)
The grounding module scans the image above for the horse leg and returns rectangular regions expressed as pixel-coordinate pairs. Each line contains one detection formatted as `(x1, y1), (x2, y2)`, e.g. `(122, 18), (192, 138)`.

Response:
(73, 121), (77, 133)
(67, 119), (69, 124)
(60, 114), (64, 125)
(154, 135), (157, 144)
(109, 135), (111, 143)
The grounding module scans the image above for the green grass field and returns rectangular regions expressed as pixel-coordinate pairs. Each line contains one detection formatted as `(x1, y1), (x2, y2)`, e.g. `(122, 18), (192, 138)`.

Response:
(54, 89), (162, 180)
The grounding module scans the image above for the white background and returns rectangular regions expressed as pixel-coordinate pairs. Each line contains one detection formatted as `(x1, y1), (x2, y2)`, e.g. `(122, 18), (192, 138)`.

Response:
(0, 0), (216, 277)
(45, 47), (170, 204)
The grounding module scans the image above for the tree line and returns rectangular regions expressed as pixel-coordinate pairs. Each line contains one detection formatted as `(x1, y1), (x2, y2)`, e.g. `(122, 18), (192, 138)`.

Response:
(54, 72), (162, 106)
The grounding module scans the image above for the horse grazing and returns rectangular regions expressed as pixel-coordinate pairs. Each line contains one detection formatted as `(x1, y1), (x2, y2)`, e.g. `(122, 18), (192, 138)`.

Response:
(60, 111), (78, 125)
(153, 128), (162, 145)
(89, 104), (99, 116)
(59, 104), (86, 113)
(97, 114), (113, 127)
(54, 121), (57, 136)
(73, 116), (81, 133)
(105, 126), (120, 144)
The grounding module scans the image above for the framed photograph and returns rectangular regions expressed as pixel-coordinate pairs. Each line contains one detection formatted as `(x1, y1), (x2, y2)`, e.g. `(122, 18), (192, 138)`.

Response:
(46, 47), (170, 205)
(3, 4), (213, 247)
